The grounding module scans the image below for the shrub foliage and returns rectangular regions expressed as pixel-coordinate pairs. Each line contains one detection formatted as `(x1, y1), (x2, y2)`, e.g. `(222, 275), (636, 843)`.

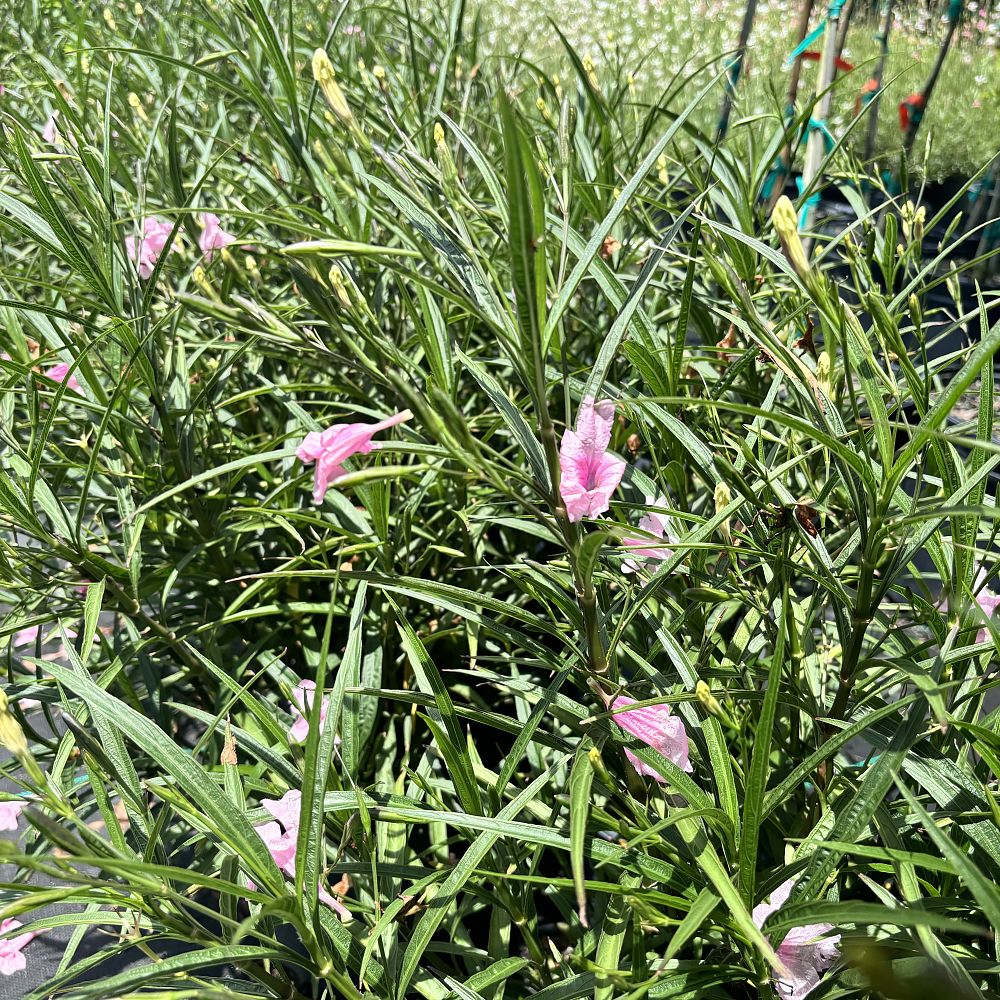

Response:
(0, 2), (999, 999)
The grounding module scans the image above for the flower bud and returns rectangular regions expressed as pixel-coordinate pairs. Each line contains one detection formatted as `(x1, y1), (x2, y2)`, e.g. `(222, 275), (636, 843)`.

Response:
(128, 92), (149, 123)
(587, 746), (613, 786)
(312, 48), (355, 126)
(715, 480), (732, 542)
(816, 352), (832, 394)
(0, 691), (28, 758)
(695, 680), (723, 717)
(328, 265), (353, 309)
(434, 123), (458, 195)
(657, 154), (669, 185)
(772, 196), (811, 282)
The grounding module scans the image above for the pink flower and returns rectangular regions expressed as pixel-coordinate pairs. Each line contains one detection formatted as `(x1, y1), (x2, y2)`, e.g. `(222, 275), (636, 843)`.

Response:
(12, 626), (40, 648)
(753, 878), (840, 1000)
(288, 679), (330, 744)
(296, 409), (412, 503)
(0, 801), (24, 830)
(611, 695), (692, 778)
(125, 216), (176, 279)
(622, 495), (676, 574)
(0, 802), (22, 832)
(44, 363), (81, 393)
(253, 789), (349, 918)
(975, 570), (1000, 642)
(0, 919), (37, 976)
(558, 397), (626, 521)
(41, 111), (59, 145)
(198, 212), (236, 261)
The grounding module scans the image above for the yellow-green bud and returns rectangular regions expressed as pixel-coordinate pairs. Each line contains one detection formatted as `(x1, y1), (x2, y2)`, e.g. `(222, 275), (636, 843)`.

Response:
(714, 481), (732, 543)
(328, 265), (353, 309)
(587, 746), (612, 786)
(312, 48), (355, 126)
(772, 196), (811, 282)
(128, 92), (149, 123)
(0, 691), (28, 757)
(695, 680), (723, 718)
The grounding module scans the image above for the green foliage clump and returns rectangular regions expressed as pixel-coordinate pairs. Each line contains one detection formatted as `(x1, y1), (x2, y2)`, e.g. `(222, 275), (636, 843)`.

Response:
(0, 2), (998, 999)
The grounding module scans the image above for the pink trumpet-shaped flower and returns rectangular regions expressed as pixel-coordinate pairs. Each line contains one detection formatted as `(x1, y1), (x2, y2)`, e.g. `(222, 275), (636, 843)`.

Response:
(253, 789), (349, 918)
(0, 919), (38, 976)
(125, 216), (176, 279)
(44, 363), (81, 393)
(753, 878), (840, 1000)
(288, 679), (330, 744)
(611, 695), (692, 778)
(622, 495), (676, 574)
(41, 111), (59, 145)
(198, 212), (236, 261)
(296, 409), (412, 503)
(558, 397), (626, 521)
(0, 802), (22, 831)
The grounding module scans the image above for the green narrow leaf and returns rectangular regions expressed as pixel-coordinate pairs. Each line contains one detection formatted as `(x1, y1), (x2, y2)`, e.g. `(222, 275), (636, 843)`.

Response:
(569, 745), (596, 926)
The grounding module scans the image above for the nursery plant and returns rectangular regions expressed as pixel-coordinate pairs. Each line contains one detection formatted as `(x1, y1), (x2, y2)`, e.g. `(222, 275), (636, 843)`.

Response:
(0, 1), (1000, 999)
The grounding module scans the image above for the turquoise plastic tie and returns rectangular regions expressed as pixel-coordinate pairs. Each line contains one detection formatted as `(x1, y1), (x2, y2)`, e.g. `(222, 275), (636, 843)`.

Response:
(785, 0), (847, 67)
(795, 175), (821, 228)
(786, 22), (827, 66)
(808, 117), (837, 152)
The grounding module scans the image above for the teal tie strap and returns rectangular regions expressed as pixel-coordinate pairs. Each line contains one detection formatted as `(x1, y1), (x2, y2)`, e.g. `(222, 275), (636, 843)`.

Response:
(808, 117), (836, 152)
(761, 161), (788, 200)
(947, 0), (962, 21)
(786, 0), (847, 66)
(795, 175), (821, 228)
(786, 22), (827, 66)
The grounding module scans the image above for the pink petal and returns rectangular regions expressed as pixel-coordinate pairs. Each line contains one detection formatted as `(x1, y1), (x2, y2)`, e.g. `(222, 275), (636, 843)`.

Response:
(288, 714), (310, 744)
(0, 952), (25, 975)
(12, 626), (40, 647)
(753, 879), (840, 1000)
(44, 363), (82, 393)
(0, 919), (36, 976)
(611, 695), (692, 774)
(42, 111), (59, 144)
(296, 410), (412, 504)
(319, 884), (351, 918)
(559, 398), (625, 522)
(573, 397), (616, 453)
(261, 789), (301, 834)
(126, 216), (176, 279)
(199, 212), (236, 260)
(622, 496), (676, 574)
(0, 802), (22, 831)
(752, 877), (796, 928)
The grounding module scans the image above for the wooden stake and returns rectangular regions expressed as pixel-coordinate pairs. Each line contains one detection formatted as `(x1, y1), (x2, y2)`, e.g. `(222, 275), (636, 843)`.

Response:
(833, 0), (857, 63)
(862, 0), (894, 168)
(717, 0), (759, 141)
(903, 0), (962, 155)
(801, 1), (843, 243)
(768, 0), (818, 208)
